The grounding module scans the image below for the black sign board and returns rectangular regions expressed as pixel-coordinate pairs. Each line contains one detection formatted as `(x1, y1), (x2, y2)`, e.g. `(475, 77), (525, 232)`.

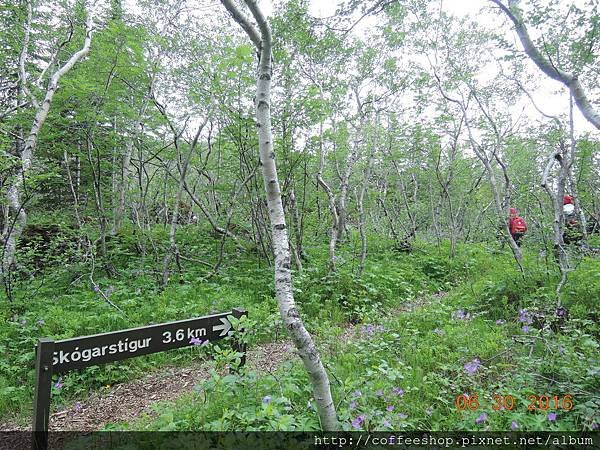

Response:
(32, 308), (247, 450)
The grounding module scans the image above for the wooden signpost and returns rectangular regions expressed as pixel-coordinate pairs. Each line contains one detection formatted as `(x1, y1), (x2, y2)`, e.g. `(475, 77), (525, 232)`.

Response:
(32, 308), (247, 450)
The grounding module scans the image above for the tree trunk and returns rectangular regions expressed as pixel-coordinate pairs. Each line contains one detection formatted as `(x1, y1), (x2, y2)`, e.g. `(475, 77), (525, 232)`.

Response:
(316, 120), (339, 271)
(491, 0), (600, 130)
(357, 112), (377, 276)
(1, 7), (93, 285)
(112, 140), (133, 234)
(220, 0), (339, 430)
(541, 139), (571, 303)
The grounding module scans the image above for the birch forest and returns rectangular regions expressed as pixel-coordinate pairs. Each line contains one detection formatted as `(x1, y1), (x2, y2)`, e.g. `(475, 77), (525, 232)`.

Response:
(1, 0), (599, 442)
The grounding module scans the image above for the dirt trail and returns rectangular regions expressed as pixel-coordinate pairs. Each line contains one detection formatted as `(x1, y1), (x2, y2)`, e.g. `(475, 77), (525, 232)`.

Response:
(339, 290), (448, 342)
(0, 341), (294, 431)
(0, 291), (447, 432)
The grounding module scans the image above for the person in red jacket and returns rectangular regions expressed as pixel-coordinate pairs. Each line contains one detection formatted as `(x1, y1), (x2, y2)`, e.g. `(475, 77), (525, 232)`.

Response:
(563, 194), (582, 244)
(508, 207), (528, 246)
(563, 195), (575, 217)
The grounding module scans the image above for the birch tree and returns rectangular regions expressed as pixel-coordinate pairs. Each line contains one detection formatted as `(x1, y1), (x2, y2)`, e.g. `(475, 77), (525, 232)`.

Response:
(491, 0), (600, 130)
(1, 1), (94, 291)
(219, 0), (339, 430)
(426, 13), (526, 270)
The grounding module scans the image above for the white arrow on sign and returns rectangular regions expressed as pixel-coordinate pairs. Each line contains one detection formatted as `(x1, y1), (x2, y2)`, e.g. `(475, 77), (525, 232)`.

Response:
(213, 317), (232, 337)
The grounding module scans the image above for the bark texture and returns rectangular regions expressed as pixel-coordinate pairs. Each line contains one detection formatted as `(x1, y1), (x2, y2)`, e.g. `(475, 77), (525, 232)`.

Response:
(1, 6), (94, 285)
(220, 0), (339, 431)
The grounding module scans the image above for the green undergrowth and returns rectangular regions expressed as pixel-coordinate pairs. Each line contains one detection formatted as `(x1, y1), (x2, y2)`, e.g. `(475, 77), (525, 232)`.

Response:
(0, 226), (598, 432)
(0, 227), (473, 422)
(102, 243), (597, 432)
(109, 265), (598, 432)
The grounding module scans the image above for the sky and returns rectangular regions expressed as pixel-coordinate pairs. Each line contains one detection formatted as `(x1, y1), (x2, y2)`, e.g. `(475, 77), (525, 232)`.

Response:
(119, 0), (597, 137)
(254, 0), (597, 136)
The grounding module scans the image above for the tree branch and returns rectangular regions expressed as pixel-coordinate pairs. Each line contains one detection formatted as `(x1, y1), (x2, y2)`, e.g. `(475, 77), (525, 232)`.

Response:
(220, 0), (261, 50)
(491, 0), (600, 129)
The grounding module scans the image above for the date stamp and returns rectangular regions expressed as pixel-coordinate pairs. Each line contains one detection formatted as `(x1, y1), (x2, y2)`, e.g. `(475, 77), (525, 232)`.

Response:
(455, 394), (573, 411)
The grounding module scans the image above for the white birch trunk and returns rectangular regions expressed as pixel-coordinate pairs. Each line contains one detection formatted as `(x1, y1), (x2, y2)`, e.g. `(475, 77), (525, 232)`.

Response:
(337, 145), (358, 243)
(112, 140), (133, 234)
(220, 0), (339, 431)
(1, 8), (94, 282)
(316, 120), (339, 271)
(461, 108), (524, 270)
(541, 141), (570, 302)
(357, 113), (377, 276)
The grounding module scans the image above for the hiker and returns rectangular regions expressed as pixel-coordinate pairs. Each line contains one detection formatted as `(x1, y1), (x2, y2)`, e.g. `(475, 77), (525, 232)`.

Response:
(563, 195), (575, 218)
(563, 195), (582, 245)
(508, 207), (528, 246)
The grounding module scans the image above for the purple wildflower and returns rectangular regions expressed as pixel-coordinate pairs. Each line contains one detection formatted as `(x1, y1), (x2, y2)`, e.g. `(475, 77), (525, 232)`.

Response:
(54, 378), (63, 390)
(20, 319), (27, 326)
(554, 307), (567, 324)
(475, 413), (487, 425)
(511, 421), (519, 430)
(383, 419), (392, 428)
(558, 345), (565, 355)
(386, 405), (395, 412)
(392, 387), (405, 396)
(376, 389), (383, 398)
(518, 309), (533, 325)
(522, 326), (529, 333)
(36, 319), (45, 326)
(496, 319), (505, 325)
(351, 415), (365, 429)
(398, 413), (408, 419)
(349, 400), (357, 410)
(452, 309), (467, 320)
(190, 337), (202, 345)
(360, 324), (384, 335)
(592, 422), (598, 430)
(548, 412), (557, 422)
(262, 395), (271, 405)
(74, 402), (82, 413)
(352, 390), (362, 398)
(464, 358), (481, 375)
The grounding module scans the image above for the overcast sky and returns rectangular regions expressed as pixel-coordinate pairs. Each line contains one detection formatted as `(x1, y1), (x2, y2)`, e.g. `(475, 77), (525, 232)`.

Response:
(120, 0), (596, 136)
(254, 0), (597, 136)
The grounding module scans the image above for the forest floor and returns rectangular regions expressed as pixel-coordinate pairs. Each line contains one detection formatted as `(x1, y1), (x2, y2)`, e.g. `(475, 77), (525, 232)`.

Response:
(0, 292), (446, 432)
(0, 341), (295, 431)
(2, 239), (598, 433)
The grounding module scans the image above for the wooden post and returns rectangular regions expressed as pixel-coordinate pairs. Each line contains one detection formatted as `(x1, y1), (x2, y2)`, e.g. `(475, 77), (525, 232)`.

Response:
(231, 308), (247, 369)
(32, 338), (54, 450)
